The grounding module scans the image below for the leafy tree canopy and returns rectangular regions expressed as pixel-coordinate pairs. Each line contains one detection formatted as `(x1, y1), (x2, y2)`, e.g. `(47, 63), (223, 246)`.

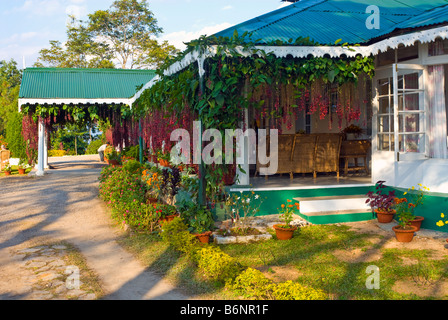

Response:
(0, 59), (22, 135)
(35, 0), (179, 69)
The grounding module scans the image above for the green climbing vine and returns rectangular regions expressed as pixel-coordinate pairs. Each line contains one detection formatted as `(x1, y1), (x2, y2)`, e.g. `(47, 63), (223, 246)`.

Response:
(134, 32), (375, 133)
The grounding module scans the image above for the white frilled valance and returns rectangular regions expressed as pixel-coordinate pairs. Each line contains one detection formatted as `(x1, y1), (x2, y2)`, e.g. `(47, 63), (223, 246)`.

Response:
(130, 25), (448, 104)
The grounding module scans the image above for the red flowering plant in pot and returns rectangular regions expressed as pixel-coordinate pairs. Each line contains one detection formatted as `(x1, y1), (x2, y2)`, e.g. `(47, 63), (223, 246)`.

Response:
(402, 184), (428, 231)
(392, 197), (418, 242)
(273, 200), (300, 240)
(366, 181), (396, 223)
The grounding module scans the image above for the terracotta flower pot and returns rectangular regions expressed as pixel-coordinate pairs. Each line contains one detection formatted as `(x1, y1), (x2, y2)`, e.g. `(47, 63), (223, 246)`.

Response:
(195, 231), (212, 244)
(18, 168), (26, 175)
(410, 216), (424, 231)
(392, 225), (418, 243)
(4, 171), (11, 176)
(159, 215), (178, 224)
(375, 209), (396, 223)
(273, 224), (297, 240)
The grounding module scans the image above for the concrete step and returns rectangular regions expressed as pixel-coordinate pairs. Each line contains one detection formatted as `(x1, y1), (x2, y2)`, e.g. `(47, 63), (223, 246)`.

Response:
(293, 195), (373, 224)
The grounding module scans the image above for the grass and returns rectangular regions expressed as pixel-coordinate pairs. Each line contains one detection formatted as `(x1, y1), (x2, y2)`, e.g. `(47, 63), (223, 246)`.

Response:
(119, 223), (448, 300)
(62, 242), (105, 299)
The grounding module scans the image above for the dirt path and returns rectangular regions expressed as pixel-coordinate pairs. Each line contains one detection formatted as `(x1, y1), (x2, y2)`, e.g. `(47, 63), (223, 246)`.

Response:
(0, 155), (189, 300)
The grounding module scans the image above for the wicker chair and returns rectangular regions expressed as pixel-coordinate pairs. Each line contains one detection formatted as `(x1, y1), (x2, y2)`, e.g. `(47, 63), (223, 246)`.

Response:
(290, 134), (318, 178)
(255, 134), (295, 178)
(314, 133), (342, 178)
(1, 150), (11, 170)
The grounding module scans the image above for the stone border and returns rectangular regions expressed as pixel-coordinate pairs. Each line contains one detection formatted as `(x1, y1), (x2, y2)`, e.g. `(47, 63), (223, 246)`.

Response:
(213, 231), (272, 245)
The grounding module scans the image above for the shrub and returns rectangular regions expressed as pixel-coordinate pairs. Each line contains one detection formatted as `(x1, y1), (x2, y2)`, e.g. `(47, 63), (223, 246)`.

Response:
(85, 138), (105, 155)
(98, 166), (147, 225)
(123, 159), (144, 175)
(227, 268), (275, 300)
(5, 111), (27, 159)
(196, 246), (241, 283)
(160, 217), (198, 255)
(228, 268), (327, 300)
(48, 150), (67, 157)
(272, 281), (327, 300)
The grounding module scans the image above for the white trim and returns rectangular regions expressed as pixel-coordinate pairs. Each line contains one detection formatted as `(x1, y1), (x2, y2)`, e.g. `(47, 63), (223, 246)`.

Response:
(230, 183), (374, 192)
(129, 26), (448, 104)
(18, 98), (133, 110)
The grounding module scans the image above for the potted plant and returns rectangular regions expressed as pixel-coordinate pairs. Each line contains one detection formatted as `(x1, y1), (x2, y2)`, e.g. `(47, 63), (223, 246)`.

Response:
(366, 181), (396, 223)
(392, 197), (418, 242)
(156, 203), (179, 224)
(342, 124), (363, 140)
(18, 159), (29, 175)
(273, 200), (300, 240)
(179, 202), (215, 243)
(3, 162), (12, 176)
(405, 184), (428, 231)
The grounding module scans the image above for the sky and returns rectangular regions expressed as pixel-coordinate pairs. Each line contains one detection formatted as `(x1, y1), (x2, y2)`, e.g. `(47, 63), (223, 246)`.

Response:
(0, 0), (292, 69)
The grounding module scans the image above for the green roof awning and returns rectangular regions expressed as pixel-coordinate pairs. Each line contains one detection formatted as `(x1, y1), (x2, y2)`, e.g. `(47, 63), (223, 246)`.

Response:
(19, 68), (157, 107)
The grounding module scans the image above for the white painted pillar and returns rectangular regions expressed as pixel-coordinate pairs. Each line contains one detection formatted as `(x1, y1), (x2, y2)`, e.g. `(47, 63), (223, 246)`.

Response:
(44, 128), (49, 169)
(36, 119), (45, 176)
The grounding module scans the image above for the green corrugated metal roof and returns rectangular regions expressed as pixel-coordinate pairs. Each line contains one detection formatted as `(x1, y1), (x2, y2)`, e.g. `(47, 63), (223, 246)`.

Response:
(213, 0), (448, 45)
(19, 68), (157, 100)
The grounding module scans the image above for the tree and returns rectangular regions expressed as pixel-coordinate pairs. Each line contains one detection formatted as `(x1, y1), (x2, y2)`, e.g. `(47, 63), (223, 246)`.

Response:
(51, 123), (89, 155)
(34, 17), (115, 69)
(87, 0), (178, 69)
(35, 0), (178, 70)
(0, 59), (22, 136)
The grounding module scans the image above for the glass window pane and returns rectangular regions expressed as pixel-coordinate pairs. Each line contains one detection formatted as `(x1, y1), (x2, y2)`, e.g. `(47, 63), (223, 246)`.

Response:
(399, 134), (425, 153)
(378, 115), (390, 133)
(399, 114), (420, 133)
(405, 73), (419, 90)
(379, 97), (390, 113)
(398, 75), (404, 90)
(378, 78), (389, 96)
(378, 134), (390, 151)
(403, 93), (419, 111)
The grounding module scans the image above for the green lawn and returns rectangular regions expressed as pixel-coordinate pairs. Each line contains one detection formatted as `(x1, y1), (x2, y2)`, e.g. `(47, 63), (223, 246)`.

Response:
(119, 223), (448, 300)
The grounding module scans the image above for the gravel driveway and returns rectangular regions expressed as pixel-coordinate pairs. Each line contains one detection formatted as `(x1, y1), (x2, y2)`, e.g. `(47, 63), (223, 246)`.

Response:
(0, 155), (189, 300)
